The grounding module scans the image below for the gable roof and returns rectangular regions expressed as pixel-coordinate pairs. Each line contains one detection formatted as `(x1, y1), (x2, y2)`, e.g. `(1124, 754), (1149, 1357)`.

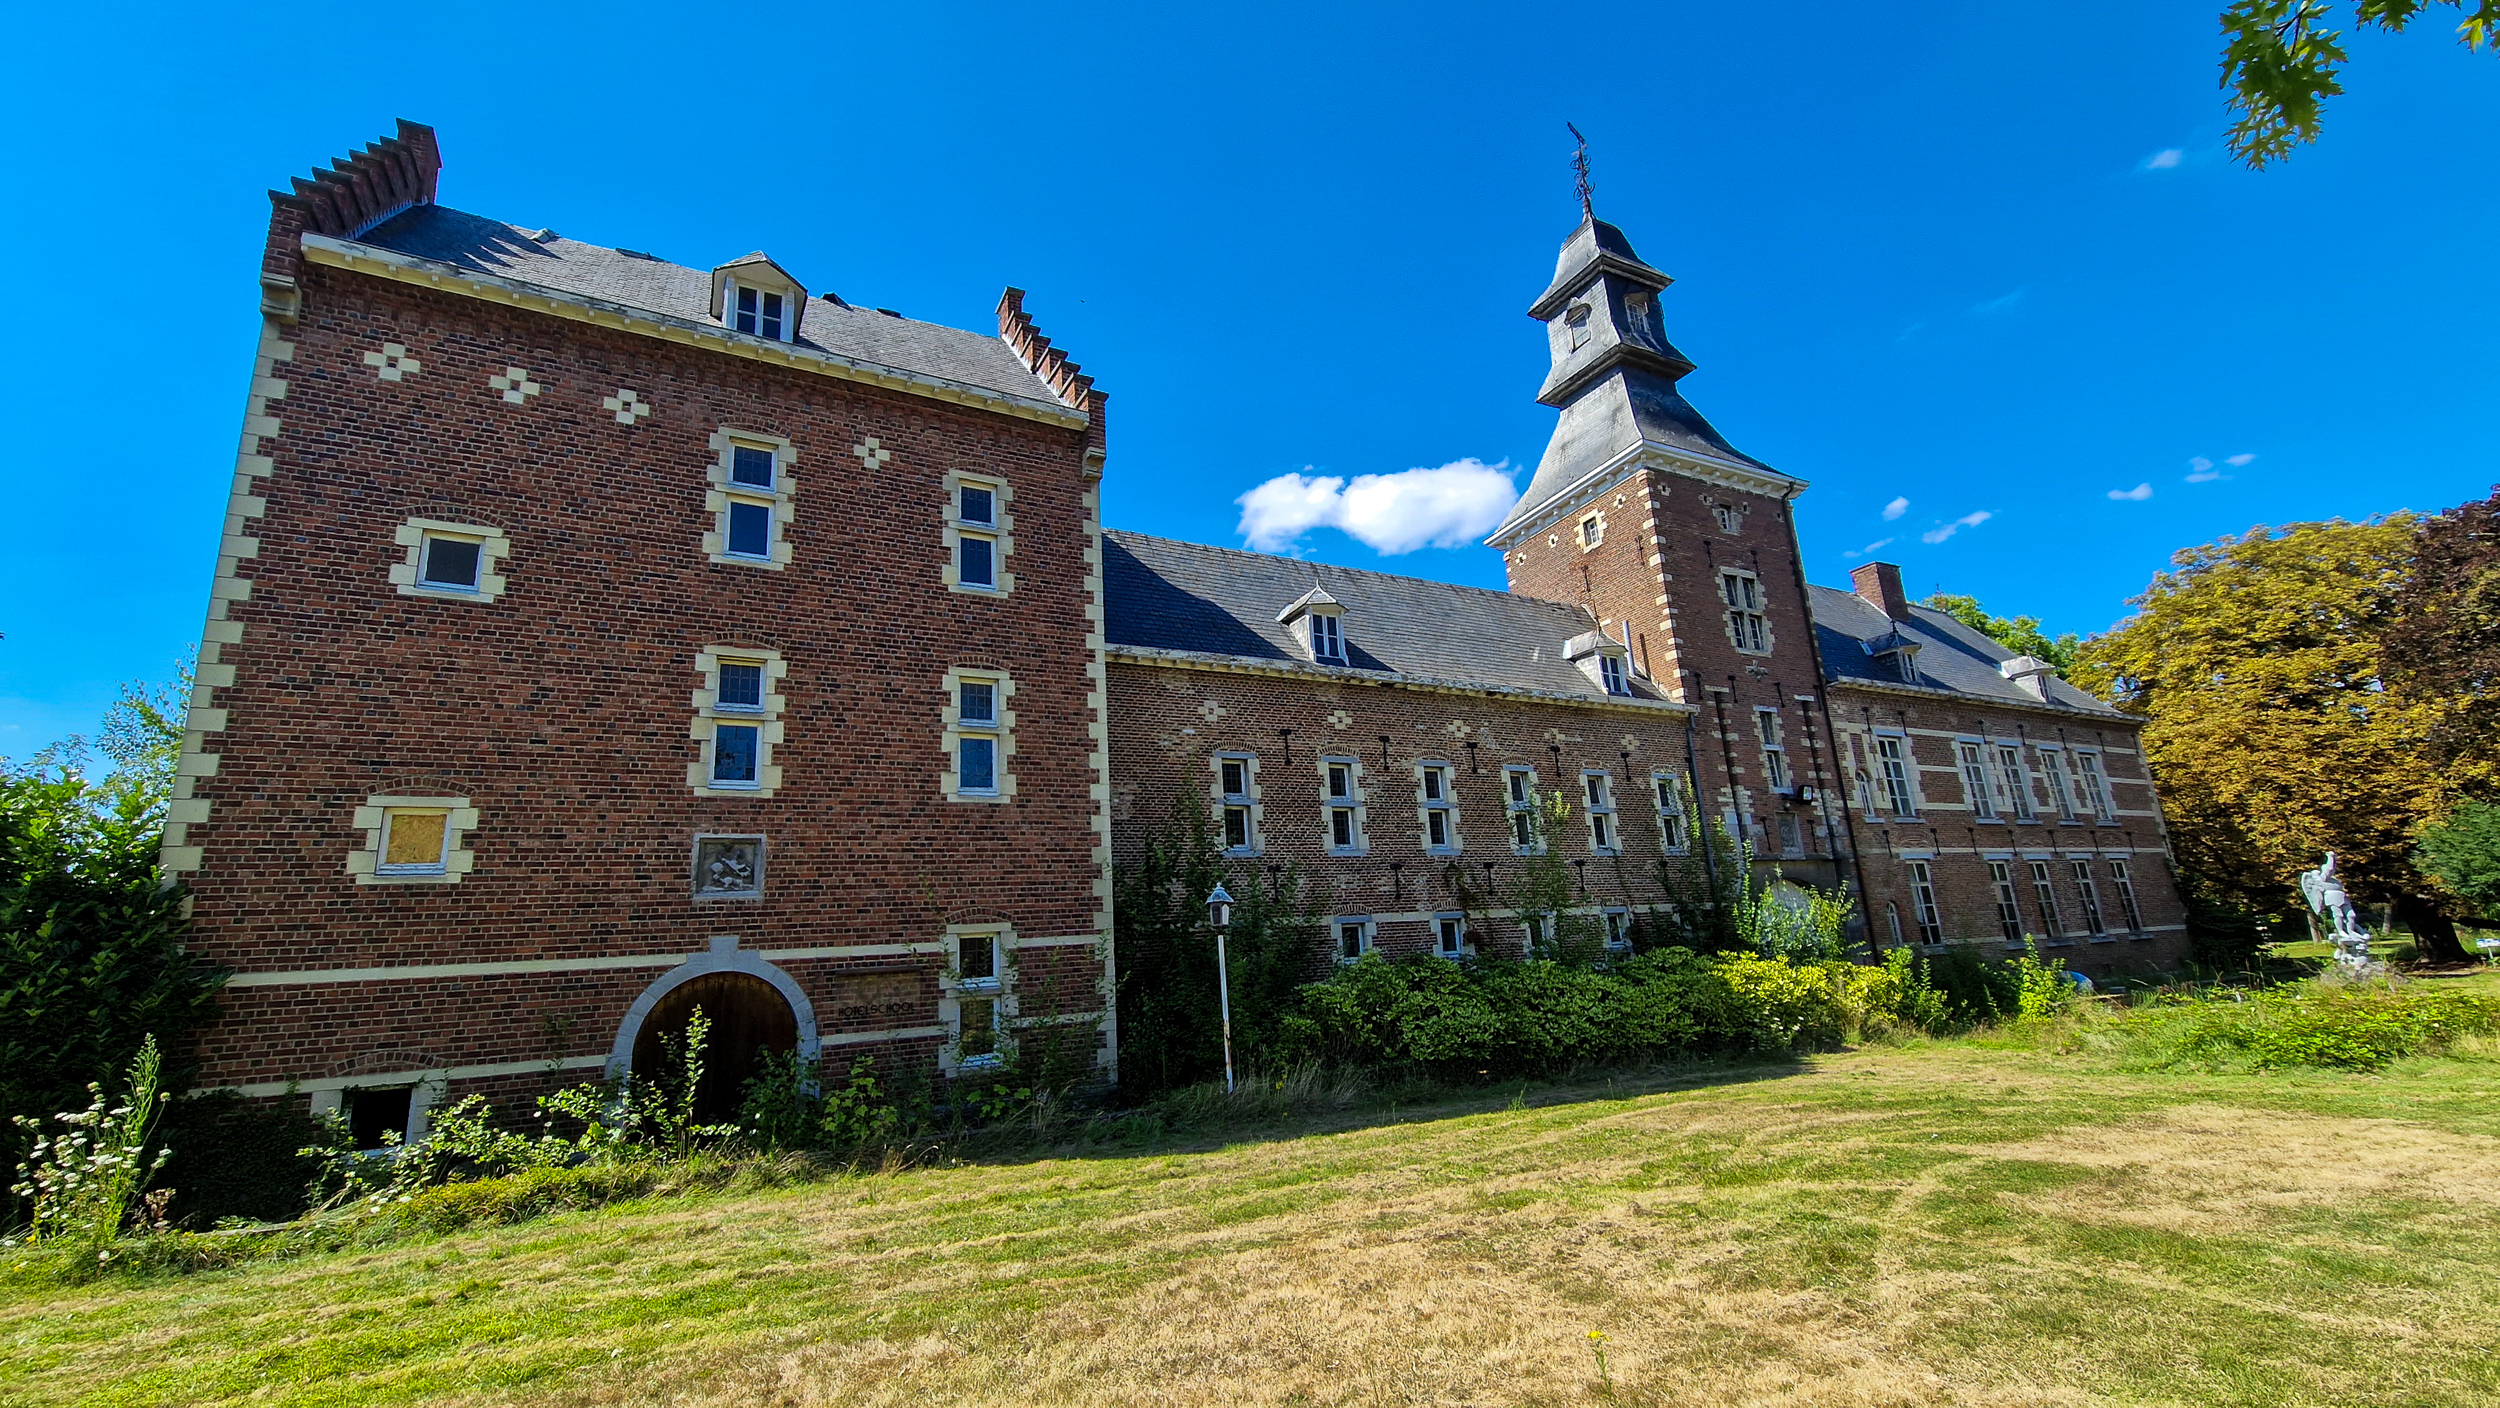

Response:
(1103, 532), (1681, 709)
(1807, 584), (2123, 717)
(353, 204), (1068, 409)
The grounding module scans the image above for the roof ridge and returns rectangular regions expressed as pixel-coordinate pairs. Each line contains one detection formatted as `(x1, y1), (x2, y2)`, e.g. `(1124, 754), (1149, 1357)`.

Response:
(1104, 529), (1586, 615)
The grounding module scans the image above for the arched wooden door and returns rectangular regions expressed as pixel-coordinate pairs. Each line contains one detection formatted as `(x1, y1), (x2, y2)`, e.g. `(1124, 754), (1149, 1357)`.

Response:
(630, 970), (798, 1123)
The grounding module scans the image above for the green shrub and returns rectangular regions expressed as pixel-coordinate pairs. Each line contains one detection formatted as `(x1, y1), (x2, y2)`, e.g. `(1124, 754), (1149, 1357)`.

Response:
(2135, 980), (2500, 1072)
(152, 1090), (325, 1228)
(2, 770), (223, 1220)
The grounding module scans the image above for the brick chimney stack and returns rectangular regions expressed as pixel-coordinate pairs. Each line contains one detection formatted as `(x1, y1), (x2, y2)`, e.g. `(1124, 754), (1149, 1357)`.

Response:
(1851, 561), (1911, 621)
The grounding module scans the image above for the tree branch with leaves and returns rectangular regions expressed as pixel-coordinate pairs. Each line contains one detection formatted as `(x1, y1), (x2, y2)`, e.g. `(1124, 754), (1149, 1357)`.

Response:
(2222, 0), (2499, 167)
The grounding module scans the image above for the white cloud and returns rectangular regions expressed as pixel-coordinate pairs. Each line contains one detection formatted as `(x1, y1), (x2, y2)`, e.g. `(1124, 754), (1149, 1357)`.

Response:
(1235, 458), (1518, 556)
(1881, 496), (1909, 521)
(1842, 537), (1896, 559)
(1967, 289), (2027, 316)
(2225, 452), (2256, 467)
(2109, 483), (2154, 501)
(2141, 148), (2184, 170)
(1921, 510), (1994, 545)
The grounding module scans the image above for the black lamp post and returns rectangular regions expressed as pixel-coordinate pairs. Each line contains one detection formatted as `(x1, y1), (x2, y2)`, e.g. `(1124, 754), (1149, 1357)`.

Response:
(1206, 884), (1236, 1094)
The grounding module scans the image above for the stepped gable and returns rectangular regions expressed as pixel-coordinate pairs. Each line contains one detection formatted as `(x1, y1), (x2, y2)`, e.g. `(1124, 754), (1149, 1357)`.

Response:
(1807, 583), (2121, 714)
(261, 119), (443, 289)
(997, 288), (1108, 470)
(1103, 530), (1671, 705)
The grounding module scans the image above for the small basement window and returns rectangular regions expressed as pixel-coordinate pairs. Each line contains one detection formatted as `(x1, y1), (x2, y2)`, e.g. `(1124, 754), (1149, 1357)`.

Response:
(343, 1085), (415, 1152)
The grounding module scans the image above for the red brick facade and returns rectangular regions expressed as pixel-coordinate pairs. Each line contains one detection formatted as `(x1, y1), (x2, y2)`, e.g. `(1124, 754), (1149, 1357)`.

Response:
(169, 129), (2191, 1134)
(169, 126), (1115, 1129)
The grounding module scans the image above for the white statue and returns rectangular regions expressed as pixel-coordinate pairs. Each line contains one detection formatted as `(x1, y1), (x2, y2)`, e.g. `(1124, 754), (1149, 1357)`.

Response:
(2298, 852), (2380, 975)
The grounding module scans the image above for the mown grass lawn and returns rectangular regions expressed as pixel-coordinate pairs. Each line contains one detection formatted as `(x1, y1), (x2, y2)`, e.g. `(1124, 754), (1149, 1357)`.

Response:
(7, 1025), (2500, 1406)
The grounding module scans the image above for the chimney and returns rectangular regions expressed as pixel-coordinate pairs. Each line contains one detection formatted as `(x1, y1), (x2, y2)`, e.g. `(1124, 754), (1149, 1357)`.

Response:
(1851, 561), (1911, 621)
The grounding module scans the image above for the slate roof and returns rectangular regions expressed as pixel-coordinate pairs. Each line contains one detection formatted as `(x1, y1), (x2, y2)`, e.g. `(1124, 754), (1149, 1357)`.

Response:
(354, 205), (1069, 408)
(1807, 584), (2122, 717)
(1102, 532), (1676, 707)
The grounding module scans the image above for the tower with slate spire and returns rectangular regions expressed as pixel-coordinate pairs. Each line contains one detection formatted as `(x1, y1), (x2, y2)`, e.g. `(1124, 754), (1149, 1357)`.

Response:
(1489, 206), (1843, 875)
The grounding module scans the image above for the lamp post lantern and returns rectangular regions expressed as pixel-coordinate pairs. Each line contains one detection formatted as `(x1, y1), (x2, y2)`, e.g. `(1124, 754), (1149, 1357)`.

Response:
(1206, 884), (1237, 1094)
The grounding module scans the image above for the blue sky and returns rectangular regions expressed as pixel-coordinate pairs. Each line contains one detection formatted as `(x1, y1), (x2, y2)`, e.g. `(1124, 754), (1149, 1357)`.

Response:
(3, 1), (2496, 755)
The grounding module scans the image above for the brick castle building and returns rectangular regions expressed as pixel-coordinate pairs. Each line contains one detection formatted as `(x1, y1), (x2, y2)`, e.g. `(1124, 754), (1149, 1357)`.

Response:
(166, 123), (2183, 1142)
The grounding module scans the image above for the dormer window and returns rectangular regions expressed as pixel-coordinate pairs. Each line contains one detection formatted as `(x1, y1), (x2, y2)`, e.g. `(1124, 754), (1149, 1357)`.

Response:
(1311, 612), (1344, 663)
(710, 253), (811, 345)
(1564, 630), (1634, 696)
(734, 287), (785, 339)
(1276, 587), (1349, 666)
(1566, 304), (1592, 351)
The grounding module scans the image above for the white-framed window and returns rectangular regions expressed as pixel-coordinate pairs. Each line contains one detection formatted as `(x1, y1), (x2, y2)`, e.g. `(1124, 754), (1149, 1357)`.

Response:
(1215, 753), (1262, 856)
(1886, 901), (1905, 947)
(945, 472), (1012, 596)
(1875, 735), (1917, 817)
(1322, 756), (1367, 855)
(1505, 766), (1541, 854)
(732, 284), (788, 340)
(1712, 503), (1742, 535)
(943, 925), (1013, 1072)
(1721, 570), (1770, 655)
(2028, 860), (2065, 937)
(1988, 860), (2024, 944)
(1582, 770), (1618, 854)
(1757, 709), (1792, 791)
(1435, 913), (1470, 958)
(1652, 771), (1688, 853)
(389, 517), (511, 601)
(941, 667), (1015, 802)
(2073, 751), (2114, 820)
(2071, 859), (2108, 937)
(1993, 744), (2035, 822)
(1334, 917), (1375, 964)
(1598, 653), (1630, 695)
(346, 794), (478, 885)
(1604, 908), (1633, 953)
(1311, 611), (1346, 664)
(2109, 858), (2145, 932)
(2037, 747), (2077, 819)
(1957, 741), (1996, 820)
(1776, 812), (1804, 857)
(704, 429), (797, 569)
(690, 647), (786, 797)
(1905, 860), (1944, 943)
(1578, 513), (1603, 548)
(1417, 762), (1460, 855)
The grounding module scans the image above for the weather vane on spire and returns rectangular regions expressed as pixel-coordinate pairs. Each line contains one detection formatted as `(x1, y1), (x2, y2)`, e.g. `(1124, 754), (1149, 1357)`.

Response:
(1566, 122), (1594, 220)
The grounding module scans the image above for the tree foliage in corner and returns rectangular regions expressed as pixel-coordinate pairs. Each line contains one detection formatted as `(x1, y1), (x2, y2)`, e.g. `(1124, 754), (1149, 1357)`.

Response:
(1923, 594), (2080, 673)
(2071, 517), (2476, 961)
(2385, 485), (2500, 778)
(2416, 801), (2500, 919)
(2221, 1), (2499, 167)
(3, 667), (224, 1214)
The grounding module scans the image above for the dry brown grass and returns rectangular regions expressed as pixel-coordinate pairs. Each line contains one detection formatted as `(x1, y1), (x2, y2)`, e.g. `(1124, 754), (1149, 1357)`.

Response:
(9, 1042), (2500, 1407)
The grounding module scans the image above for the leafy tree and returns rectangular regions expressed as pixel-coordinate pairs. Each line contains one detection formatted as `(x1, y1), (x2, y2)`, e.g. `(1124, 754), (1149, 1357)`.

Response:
(1110, 798), (1319, 1096)
(2073, 517), (2474, 962)
(3, 664), (222, 1223)
(1923, 594), (2080, 672)
(2385, 485), (2500, 778)
(2417, 800), (2500, 917)
(2221, 1), (2499, 168)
